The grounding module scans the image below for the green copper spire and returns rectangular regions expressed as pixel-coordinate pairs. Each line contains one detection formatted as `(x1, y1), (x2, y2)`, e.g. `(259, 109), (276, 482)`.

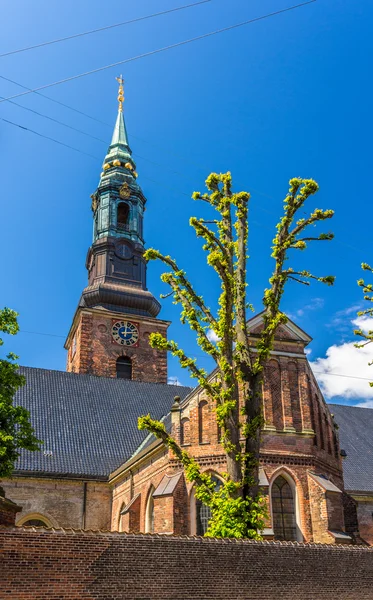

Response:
(109, 76), (130, 148)
(110, 109), (129, 148)
(103, 75), (134, 167)
(81, 78), (160, 318)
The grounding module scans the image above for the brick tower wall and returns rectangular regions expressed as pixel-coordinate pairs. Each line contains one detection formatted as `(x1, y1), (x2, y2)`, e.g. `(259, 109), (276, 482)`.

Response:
(66, 308), (169, 383)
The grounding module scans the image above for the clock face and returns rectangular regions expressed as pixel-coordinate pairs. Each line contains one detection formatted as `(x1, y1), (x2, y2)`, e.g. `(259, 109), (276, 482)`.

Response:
(115, 242), (132, 260)
(112, 320), (139, 346)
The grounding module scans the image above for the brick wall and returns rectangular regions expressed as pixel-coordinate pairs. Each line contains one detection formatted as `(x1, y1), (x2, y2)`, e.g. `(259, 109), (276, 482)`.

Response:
(355, 497), (373, 545)
(1, 528), (373, 599)
(66, 308), (169, 383)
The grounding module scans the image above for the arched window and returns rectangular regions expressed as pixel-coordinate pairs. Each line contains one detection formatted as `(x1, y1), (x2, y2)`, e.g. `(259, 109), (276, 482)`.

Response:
(116, 356), (132, 379)
(195, 475), (222, 536)
(17, 513), (53, 528)
(271, 475), (297, 541)
(22, 518), (48, 527)
(198, 400), (209, 444)
(180, 417), (190, 445)
(145, 486), (155, 533)
(117, 202), (129, 228)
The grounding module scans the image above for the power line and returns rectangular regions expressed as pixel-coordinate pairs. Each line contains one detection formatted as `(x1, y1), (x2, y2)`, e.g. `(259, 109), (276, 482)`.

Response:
(20, 330), (65, 339)
(0, 1), (212, 59)
(0, 94), (108, 144)
(0, 74), (112, 127)
(312, 371), (373, 382)
(0, 117), (99, 159)
(0, 2), (316, 105)
(17, 327), (373, 382)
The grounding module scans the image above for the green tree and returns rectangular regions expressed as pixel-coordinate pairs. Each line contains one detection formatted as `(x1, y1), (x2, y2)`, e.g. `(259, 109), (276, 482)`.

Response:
(354, 263), (373, 386)
(139, 173), (335, 538)
(0, 308), (41, 478)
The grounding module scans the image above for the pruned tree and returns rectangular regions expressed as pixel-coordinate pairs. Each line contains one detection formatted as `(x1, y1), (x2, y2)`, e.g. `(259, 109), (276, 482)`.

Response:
(0, 308), (41, 479)
(138, 173), (334, 538)
(354, 263), (373, 386)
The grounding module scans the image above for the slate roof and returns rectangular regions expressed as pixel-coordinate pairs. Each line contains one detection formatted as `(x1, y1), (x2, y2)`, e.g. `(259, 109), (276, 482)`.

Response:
(14, 367), (192, 479)
(330, 403), (373, 493)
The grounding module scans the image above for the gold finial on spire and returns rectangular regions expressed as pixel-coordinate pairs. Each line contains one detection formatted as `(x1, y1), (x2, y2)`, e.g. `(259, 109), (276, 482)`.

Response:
(116, 75), (125, 112)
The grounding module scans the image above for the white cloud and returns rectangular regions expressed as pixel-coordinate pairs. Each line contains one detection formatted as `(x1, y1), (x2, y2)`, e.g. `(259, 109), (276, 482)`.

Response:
(310, 341), (373, 401)
(168, 376), (183, 386)
(305, 348), (312, 356)
(356, 400), (373, 408)
(207, 329), (220, 343)
(352, 315), (373, 333)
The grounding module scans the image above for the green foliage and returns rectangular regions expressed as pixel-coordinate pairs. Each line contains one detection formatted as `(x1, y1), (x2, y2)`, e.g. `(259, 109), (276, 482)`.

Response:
(355, 263), (373, 386)
(139, 172), (334, 539)
(0, 308), (41, 478)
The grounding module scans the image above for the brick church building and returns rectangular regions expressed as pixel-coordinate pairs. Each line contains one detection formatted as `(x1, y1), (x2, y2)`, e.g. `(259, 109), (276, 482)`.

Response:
(3, 82), (373, 545)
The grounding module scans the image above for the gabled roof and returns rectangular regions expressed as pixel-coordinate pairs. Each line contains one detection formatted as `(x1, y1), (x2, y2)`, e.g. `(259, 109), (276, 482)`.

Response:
(330, 403), (373, 493)
(247, 310), (312, 345)
(13, 367), (191, 479)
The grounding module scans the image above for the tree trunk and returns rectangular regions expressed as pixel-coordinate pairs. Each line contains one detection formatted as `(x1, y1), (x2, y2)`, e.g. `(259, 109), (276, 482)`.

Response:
(242, 373), (262, 500)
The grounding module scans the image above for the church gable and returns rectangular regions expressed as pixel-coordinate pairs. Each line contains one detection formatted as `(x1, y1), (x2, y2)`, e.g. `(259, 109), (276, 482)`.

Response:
(248, 311), (312, 345)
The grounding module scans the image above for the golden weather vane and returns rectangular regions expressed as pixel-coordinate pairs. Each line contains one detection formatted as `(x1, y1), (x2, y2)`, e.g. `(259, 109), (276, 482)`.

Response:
(116, 75), (125, 112)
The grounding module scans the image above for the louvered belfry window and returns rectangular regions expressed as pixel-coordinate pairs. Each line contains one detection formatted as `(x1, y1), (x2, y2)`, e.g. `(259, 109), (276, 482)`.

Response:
(116, 357), (132, 379)
(271, 475), (297, 541)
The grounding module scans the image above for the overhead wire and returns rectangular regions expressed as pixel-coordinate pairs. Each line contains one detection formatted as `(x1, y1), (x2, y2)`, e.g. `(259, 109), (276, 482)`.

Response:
(0, 94), (108, 144)
(0, 73), (112, 127)
(16, 329), (373, 382)
(0, 2), (321, 203)
(0, 0), (212, 59)
(2, 2), (366, 388)
(0, 117), (98, 159)
(1, 3), (361, 249)
(0, 1), (317, 105)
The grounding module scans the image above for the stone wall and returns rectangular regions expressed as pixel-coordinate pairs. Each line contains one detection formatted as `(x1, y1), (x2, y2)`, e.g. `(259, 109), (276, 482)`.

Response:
(2, 477), (112, 530)
(1, 528), (373, 599)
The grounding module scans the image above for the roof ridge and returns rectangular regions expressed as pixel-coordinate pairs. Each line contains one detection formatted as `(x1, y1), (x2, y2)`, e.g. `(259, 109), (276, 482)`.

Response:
(330, 403), (373, 411)
(19, 365), (193, 390)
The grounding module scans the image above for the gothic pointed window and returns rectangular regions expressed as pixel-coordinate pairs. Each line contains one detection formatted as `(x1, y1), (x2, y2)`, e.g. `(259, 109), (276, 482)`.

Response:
(117, 202), (129, 229)
(195, 475), (222, 535)
(116, 356), (132, 379)
(271, 475), (297, 541)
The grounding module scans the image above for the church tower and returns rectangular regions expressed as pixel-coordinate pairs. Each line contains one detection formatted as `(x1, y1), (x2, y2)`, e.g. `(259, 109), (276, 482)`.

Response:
(65, 78), (169, 382)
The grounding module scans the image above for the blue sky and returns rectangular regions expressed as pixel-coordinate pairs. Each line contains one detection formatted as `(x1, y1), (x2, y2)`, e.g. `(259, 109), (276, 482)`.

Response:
(1, 0), (373, 405)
